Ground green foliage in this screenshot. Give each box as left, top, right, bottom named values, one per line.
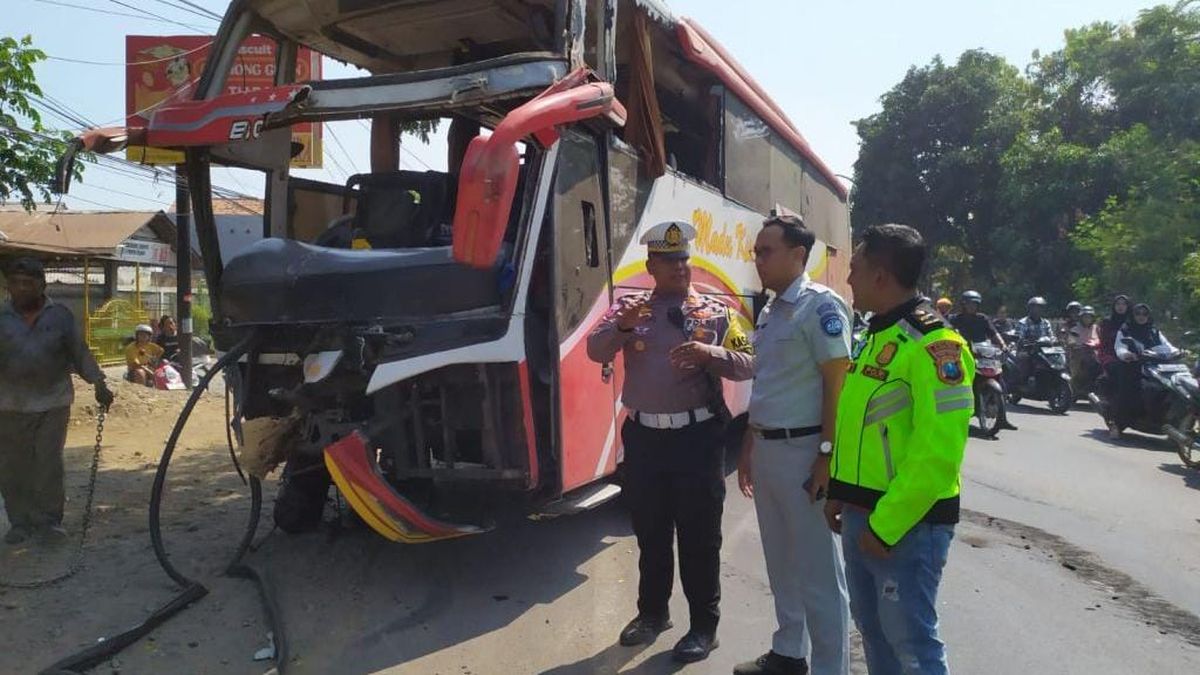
left=0, top=35, right=74, bottom=211
left=853, top=2, right=1200, bottom=326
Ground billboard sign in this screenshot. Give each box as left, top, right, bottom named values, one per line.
left=125, top=35, right=322, bottom=167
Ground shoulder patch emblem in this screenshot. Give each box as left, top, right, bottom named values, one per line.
left=926, top=340, right=965, bottom=385
left=862, top=365, right=889, bottom=381
left=821, top=314, right=845, bottom=337
left=876, top=342, right=899, bottom=366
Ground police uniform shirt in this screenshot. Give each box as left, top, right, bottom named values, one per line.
left=587, top=290, right=755, bottom=414
left=749, top=274, right=852, bottom=429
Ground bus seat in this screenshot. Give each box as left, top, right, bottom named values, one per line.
left=220, top=238, right=502, bottom=326
left=343, top=170, right=454, bottom=249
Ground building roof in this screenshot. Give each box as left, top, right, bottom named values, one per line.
left=0, top=209, right=178, bottom=261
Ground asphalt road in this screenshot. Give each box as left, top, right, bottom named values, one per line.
left=47, top=401, right=1200, bottom=674
left=226, top=401, right=1196, bottom=675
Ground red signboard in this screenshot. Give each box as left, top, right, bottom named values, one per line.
left=125, top=35, right=322, bottom=167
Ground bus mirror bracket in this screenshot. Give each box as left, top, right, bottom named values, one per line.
left=452, top=70, right=626, bottom=269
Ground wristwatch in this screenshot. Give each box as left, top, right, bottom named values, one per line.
left=819, top=441, right=833, bottom=456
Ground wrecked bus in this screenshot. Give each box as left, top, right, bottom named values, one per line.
left=61, top=0, right=852, bottom=543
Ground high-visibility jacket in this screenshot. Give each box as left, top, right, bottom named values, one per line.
left=829, top=297, right=975, bottom=546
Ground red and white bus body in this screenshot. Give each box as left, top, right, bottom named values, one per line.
left=67, top=0, right=851, bottom=541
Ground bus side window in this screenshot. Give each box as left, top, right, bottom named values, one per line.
left=582, top=201, right=599, bottom=268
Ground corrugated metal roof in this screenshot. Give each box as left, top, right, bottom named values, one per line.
left=0, top=210, right=176, bottom=258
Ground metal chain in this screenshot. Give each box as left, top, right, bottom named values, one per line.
left=0, top=406, right=106, bottom=589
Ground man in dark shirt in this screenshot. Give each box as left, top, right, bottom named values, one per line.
left=156, top=315, right=180, bottom=363
left=0, top=258, right=113, bottom=545
left=949, top=290, right=1017, bottom=431
left=950, top=291, right=1006, bottom=348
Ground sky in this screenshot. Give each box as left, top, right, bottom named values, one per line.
left=4, top=0, right=1161, bottom=212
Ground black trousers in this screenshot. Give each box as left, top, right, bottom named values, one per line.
left=621, top=417, right=726, bottom=636
left=1110, top=361, right=1144, bottom=428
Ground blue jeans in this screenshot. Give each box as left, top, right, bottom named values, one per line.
left=841, top=508, right=954, bottom=675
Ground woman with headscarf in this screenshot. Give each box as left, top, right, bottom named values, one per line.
left=1108, top=303, right=1176, bottom=438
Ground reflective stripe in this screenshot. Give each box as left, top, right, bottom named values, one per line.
left=880, top=425, right=895, bottom=480
left=867, top=387, right=911, bottom=413
left=864, top=399, right=912, bottom=426
left=936, top=398, right=973, bottom=414
left=898, top=319, right=925, bottom=341
left=935, top=386, right=971, bottom=401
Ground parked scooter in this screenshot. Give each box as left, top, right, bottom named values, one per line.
left=1003, top=333, right=1074, bottom=414
left=1088, top=343, right=1200, bottom=470
left=971, top=341, right=1007, bottom=436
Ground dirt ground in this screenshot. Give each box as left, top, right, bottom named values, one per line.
left=0, top=376, right=280, bottom=674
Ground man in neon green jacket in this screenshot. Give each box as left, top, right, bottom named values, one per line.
left=824, top=224, right=973, bottom=675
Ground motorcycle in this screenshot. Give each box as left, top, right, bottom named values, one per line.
left=971, top=342, right=1007, bottom=436
left=1088, top=344, right=1200, bottom=470
left=1003, top=334, right=1074, bottom=414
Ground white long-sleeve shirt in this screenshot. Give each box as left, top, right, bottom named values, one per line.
left=1114, top=325, right=1175, bottom=362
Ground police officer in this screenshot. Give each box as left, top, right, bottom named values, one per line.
left=587, top=221, right=754, bottom=663
left=735, top=215, right=851, bottom=675
left=825, top=225, right=974, bottom=675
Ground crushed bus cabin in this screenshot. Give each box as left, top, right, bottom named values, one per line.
left=58, top=0, right=852, bottom=543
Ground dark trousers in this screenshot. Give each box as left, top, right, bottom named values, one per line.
left=0, top=407, right=71, bottom=530
left=1111, top=361, right=1144, bottom=428
left=621, top=417, right=725, bottom=636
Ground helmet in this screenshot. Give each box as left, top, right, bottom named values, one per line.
left=134, top=324, right=154, bottom=335
left=961, top=290, right=982, bottom=303
left=1066, top=301, right=1083, bottom=313
left=1027, top=296, right=1047, bottom=307
left=1080, top=305, right=1096, bottom=317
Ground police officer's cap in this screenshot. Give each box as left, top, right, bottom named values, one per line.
left=961, top=290, right=982, bottom=303
left=640, top=221, right=696, bottom=260
left=1027, top=296, right=1047, bottom=307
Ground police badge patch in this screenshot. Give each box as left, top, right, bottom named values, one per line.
left=821, top=314, right=844, bottom=336
left=926, top=340, right=965, bottom=384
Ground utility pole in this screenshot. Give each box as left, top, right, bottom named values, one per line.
left=175, top=164, right=193, bottom=389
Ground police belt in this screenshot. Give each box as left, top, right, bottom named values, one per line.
left=753, top=425, right=822, bottom=440
left=628, top=407, right=714, bottom=430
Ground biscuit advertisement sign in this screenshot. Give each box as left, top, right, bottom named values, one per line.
left=125, top=35, right=322, bottom=167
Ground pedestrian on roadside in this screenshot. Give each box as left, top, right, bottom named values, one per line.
left=734, top=214, right=852, bottom=675
left=0, top=257, right=114, bottom=546
left=825, top=225, right=974, bottom=675
left=587, top=221, right=755, bottom=664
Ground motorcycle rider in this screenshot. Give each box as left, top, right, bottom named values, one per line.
left=1012, top=297, right=1056, bottom=388
left=1097, top=295, right=1131, bottom=401
left=935, top=297, right=953, bottom=318
left=1109, top=303, right=1176, bottom=439
left=1060, top=301, right=1082, bottom=343
left=1017, top=297, right=1054, bottom=341
left=992, top=305, right=1016, bottom=336
left=951, top=291, right=1018, bottom=431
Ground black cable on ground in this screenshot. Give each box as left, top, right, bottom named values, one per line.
left=38, top=332, right=289, bottom=675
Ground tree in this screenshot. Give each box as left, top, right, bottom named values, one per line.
left=0, top=35, right=73, bottom=211
left=851, top=50, right=1029, bottom=302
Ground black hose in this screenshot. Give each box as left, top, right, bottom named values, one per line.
left=39, top=332, right=289, bottom=675
left=149, top=332, right=257, bottom=585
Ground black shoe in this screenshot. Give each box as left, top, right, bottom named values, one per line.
left=734, top=651, right=809, bottom=675
left=672, top=631, right=719, bottom=663
left=618, top=614, right=672, bottom=646
left=1000, top=420, right=1019, bottom=431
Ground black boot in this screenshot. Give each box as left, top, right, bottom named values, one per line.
left=672, top=631, right=719, bottom=663
left=733, top=651, right=809, bottom=675
left=618, top=614, right=672, bottom=646
left=999, top=418, right=1019, bottom=431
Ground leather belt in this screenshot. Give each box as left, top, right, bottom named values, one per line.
left=628, top=407, right=714, bottom=430
left=754, top=425, right=822, bottom=440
